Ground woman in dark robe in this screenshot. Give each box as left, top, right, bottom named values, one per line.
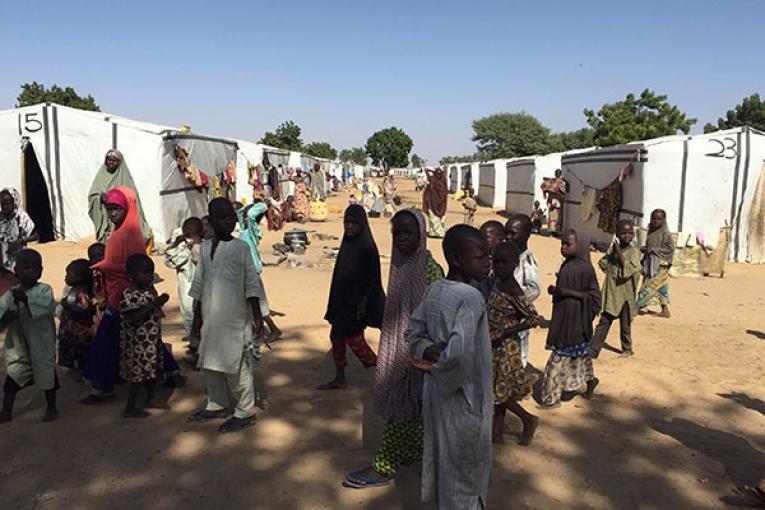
left=422, top=167, right=448, bottom=238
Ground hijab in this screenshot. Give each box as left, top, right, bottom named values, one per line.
left=373, top=209, right=430, bottom=422
left=93, top=187, right=146, bottom=309
left=238, top=202, right=267, bottom=273
left=423, top=168, right=448, bottom=217
left=88, top=149, right=151, bottom=243
left=324, top=204, right=385, bottom=336
left=546, top=229, right=601, bottom=351
left=644, top=210, right=674, bottom=277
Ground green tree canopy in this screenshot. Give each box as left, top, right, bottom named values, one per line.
left=439, top=154, right=474, bottom=165
left=17, top=81, right=100, bottom=111
left=704, top=93, right=765, bottom=133
left=410, top=153, right=425, bottom=168
left=259, top=121, right=303, bottom=151
left=548, top=128, right=595, bottom=151
left=472, top=112, right=556, bottom=159
left=365, top=127, right=413, bottom=169
left=303, top=141, right=337, bottom=160
left=339, top=147, right=368, bottom=166
left=584, top=89, right=696, bottom=146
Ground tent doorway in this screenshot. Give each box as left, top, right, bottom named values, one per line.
left=22, top=142, right=55, bottom=242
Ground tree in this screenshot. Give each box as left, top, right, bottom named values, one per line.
left=365, top=127, right=413, bottom=170
left=258, top=121, right=303, bottom=151
left=584, top=89, right=696, bottom=146
left=303, top=142, right=337, bottom=160
left=548, top=128, right=595, bottom=151
left=439, top=154, right=474, bottom=165
left=339, top=147, right=368, bottom=166
left=704, top=93, right=765, bottom=133
left=411, top=153, right=425, bottom=168
left=472, top=112, right=556, bottom=159
left=17, top=81, right=100, bottom=111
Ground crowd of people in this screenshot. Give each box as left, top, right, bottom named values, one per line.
left=0, top=154, right=679, bottom=508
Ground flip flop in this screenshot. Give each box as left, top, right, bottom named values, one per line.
left=186, top=409, right=227, bottom=422
left=218, top=416, right=256, bottom=433
left=343, top=470, right=391, bottom=489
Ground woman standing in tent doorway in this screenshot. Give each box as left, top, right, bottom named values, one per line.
left=422, top=167, right=448, bottom=238
left=88, top=149, right=152, bottom=246
left=542, top=169, right=568, bottom=236
left=0, top=187, right=38, bottom=277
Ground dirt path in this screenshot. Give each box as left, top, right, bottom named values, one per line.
left=1, top=181, right=764, bottom=509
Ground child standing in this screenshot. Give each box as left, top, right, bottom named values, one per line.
left=462, top=188, right=478, bottom=226
left=407, top=225, right=493, bottom=509
left=477, top=220, right=507, bottom=300
left=164, top=217, right=203, bottom=344
left=589, top=220, right=641, bottom=358
left=188, top=198, right=264, bottom=433
left=530, top=200, right=546, bottom=234
left=319, top=204, right=384, bottom=390
left=119, top=254, right=169, bottom=418
left=505, top=214, right=541, bottom=367
left=0, top=249, right=58, bottom=423
left=488, top=241, right=540, bottom=445
left=637, top=209, right=674, bottom=318
left=57, top=259, right=95, bottom=375
left=540, top=229, right=601, bottom=409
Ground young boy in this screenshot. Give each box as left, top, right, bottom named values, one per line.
left=530, top=200, right=546, bottom=234
left=462, top=188, right=478, bottom=226
left=407, top=225, right=493, bottom=509
left=164, top=217, right=204, bottom=346
left=589, top=219, right=642, bottom=358
left=0, top=249, right=58, bottom=423
left=187, top=199, right=264, bottom=433
left=477, top=220, right=506, bottom=300
left=505, top=214, right=541, bottom=367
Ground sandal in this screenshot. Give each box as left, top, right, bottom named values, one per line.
left=218, top=416, right=256, bottom=433
left=343, top=469, right=391, bottom=489
left=186, top=409, right=227, bottom=422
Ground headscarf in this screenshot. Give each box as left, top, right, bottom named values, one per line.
left=373, top=209, right=430, bottom=422
left=0, top=187, right=35, bottom=272
left=643, top=209, right=674, bottom=278
left=238, top=203, right=267, bottom=273
left=324, top=204, right=385, bottom=337
left=88, top=149, right=151, bottom=243
left=546, top=229, right=601, bottom=351
left=423, top=168, right=448, bottom=217
left=93, top=187, right=145, bottom=309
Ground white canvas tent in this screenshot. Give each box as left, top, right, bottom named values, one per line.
left=0, top=103, right=238, bottom=243
left=560, top=127, right=765, bottom=262
left=477, top=159, right=512, bottom=208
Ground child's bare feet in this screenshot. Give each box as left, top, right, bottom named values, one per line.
left=317, top=378, right=347, bottom=390
left=519, top=416, right=539, bottom=446
left=583, top=378, right=600, bottom=399
left=658, top=306, right=671, bottom=318
left=42, top=406, right=59, bottom=422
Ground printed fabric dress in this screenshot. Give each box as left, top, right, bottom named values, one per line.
left=487, top=289, right=537, bottom=404
left=57, top=286, right=95, bottom=369
left=119, top=288, right=163, bottom=383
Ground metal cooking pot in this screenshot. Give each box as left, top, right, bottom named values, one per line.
left=284, top=229, right=310, bottom=246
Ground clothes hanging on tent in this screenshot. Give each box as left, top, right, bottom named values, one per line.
left=596, top=178, right=622, bottom=234
left=580, top=186, right=599, bottom=222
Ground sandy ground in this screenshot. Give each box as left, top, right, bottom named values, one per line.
left=1, top=181, right=765, bottom=510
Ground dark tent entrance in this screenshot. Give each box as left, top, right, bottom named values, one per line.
left=22, top=141, right=55, bottom=242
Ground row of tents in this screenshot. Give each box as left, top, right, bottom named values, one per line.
left=408, top=126, right=765, bottom=263
left=0, top=103, right=368, bottom=244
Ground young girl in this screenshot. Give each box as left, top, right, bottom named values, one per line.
left=57, top=259, right=95, bottom=375
left=540, top=229, right=601, bottom=408
left=637, top=209, right=674, bottom=318
left=320, top=204, right=384, bottom=390
left=119, top=254, right=169, bottom=418
left=488, top=241, right=540, bottom=445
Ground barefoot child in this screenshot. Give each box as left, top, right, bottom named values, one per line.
left=462, top=188, right=478, bottom=226
left=188, top=198, right=264, bottom=433
left=540, top=229, right=601, bottom=408
left=637, top=209, right=674, bottom=318
left=488, top=241, right=540, bottom=445
left=505, top=214, right=541, bottom=367
left=589, top=220, right=641, bottom=358
left=0, top=249, right=58, bottom=423
left=407, top=225, right=493, bottom=509
left=57, top=259, right=95, bottom=375
left=319, top=204, right=384, bottom=390
left=120, top=254, right=170, bottom=418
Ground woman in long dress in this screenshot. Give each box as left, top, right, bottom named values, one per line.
left=422, top=168, right=448, bottom=238
left=541, top=169, right=567, bottom=235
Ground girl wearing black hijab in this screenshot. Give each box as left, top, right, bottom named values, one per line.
left=320, top=204, right=385, bottom=389
left=539, top=229, right=601, bottom=408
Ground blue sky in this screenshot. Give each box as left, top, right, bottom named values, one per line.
left=1, top=0, right=763, bottom=163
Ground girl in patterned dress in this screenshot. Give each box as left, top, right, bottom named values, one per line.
left=119, top=254, right=169, bottom=418
left=488, top=241, right=541, bottom=445
left=57, top=259, right=95, bottom=375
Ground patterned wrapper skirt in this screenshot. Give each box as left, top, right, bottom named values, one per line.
left=540, top=351, right=594, bottom=406
left=427, top=211, right=447, bottom=238
left=637, top=268, right=670, bottom=308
